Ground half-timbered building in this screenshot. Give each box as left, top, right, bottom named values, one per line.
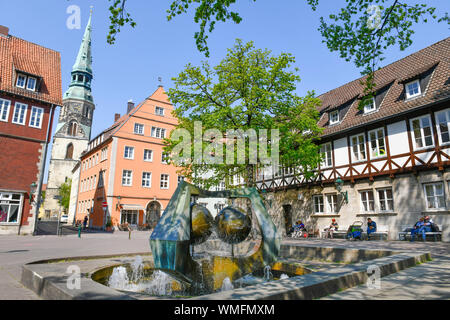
left=255, top=37, right=450, bottom=240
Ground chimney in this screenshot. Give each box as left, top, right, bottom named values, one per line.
left=127, top=99, right=135, bottom=114
left=114, top=113, right=120, bottom=122
left=0, top=26, right=9, bottom=37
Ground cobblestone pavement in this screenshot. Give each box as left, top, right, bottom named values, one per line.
left=0, top=233, right=448, bottom=300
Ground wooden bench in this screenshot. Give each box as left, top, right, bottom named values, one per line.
left=398, top=225, right=442, bottom=241
left=321, top=227, right=348, bottom=239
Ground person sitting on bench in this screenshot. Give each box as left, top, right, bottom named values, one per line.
left=367, top=218, right=377, bottom=240
left=292, top=220, right=306, bottom=238
left=324, top=219, right=339, bottom=239
left=410, top=217, right=424, bottom=242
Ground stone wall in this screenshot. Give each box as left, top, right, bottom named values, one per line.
left=265, top=169, right=450, bottom=241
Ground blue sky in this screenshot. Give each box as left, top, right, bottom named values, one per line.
left=0, top=0, right=448, bottom=182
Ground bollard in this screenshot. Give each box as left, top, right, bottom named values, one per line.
left=129, top=229, right=131, bottom=240
left=78, top=224, right=81, bottom=238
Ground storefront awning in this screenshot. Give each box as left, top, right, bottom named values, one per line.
left=120, top=204, right=144, bottom=211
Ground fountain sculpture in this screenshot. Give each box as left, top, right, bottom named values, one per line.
left=149, top=181, right=282, bottom=293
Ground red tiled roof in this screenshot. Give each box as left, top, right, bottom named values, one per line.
left=0, top=34, right=62, bottom=105
left=318, top=37, right=450, bottom=137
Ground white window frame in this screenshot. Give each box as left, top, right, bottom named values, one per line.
left=364, top=97, right=377, bottom=114
left=377, top=188, right=394, bottom=212
left=350, top=133, right=367, bottom=162
left=320, top=142, right=333, bottom=168
left=0, top=192, right=24, bottom=225
left=144, top=149, right=153, bottom=162
left=435, top=108, right=450, bottom=146
left=360, top=190, right=375, bottom=213
left=410, top=115, right=434, bottom=150
left=423, top=182, right=446, bottom=210
left=405, top=79, right=421, bottom=99
left=12, top=103, right=27, bottom=125
left=155, top=106, right=165, bottom=116
left=329, top=110, right=339, bottom=125
left=124, top=146, right=134, bottom=160
left=101, top=147, right=108, bottom=161
left=368, top=128, right=386, bottom=159
left=0, top=98, right=11, bottom=122
left=26, top=77, right=37, bottom=91
left=160, top=174, right=169, bottom=190
left=151, top=127, right=166, bottom=139
left=313, top=195, right=324, bottom=214
left=16, top=74, right=26, bottom=88
left=325, top=194, right=338, bottom=214
left=142, top=172, right=152, bottom=188
left=122, top=170, right=133, bottom=186
left=29, top=106, right=44, bottom=129
left=134, top=123, right=144, bottom=135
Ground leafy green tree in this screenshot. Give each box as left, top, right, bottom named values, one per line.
left=164, top=39, right=323, bottom=188
left=58, top=179, right=72, bottom=213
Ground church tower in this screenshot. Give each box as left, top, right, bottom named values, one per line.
left=44, top=11, right=94, bottom=216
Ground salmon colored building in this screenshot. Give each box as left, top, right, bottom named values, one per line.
left=74, top=86, right=181, bottom=229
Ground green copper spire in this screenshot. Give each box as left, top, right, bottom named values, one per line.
left=64, top=9, right=94, bottom=102
left=73, top=9, right=92, bottom=75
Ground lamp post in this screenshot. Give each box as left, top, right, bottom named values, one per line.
left=335, top=177, right=348, bottom=204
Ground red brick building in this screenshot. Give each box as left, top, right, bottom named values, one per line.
left=0, top=26, right=62, bottom=234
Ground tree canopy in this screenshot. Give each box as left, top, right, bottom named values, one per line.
left=58, top=179, right=72, bottom=212
left=164, top=39, right=323, bottom=188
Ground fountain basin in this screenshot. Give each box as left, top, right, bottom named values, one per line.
left=91, top=256, right=312, bottom=297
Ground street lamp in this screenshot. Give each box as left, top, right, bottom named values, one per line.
left=29, top=182, right=37, bottom=204
left=335, top=177, right=348, bottom=204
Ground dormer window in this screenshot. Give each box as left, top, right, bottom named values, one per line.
left=27, top=77, right=36, bottom=91
left=405, top=79, right=421, bottom=99
left=364, top=97, right=377, bottom=114
left=16, top=73, right=38, bottom=92
left=329, top=110, right=339, bottom=125
left=16, top=74, right=26, bottom=88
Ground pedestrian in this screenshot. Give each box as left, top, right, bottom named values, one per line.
left=83, top=215, right=88, bottom=229
left=367, top=218, right=377, bottom=240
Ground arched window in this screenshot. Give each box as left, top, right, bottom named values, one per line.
left=65, top=143, right=74, bottom=159
left=68, top=122, right=78, bottom=136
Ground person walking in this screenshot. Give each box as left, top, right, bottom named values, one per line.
left=83, top=215, right=88, bottom=230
